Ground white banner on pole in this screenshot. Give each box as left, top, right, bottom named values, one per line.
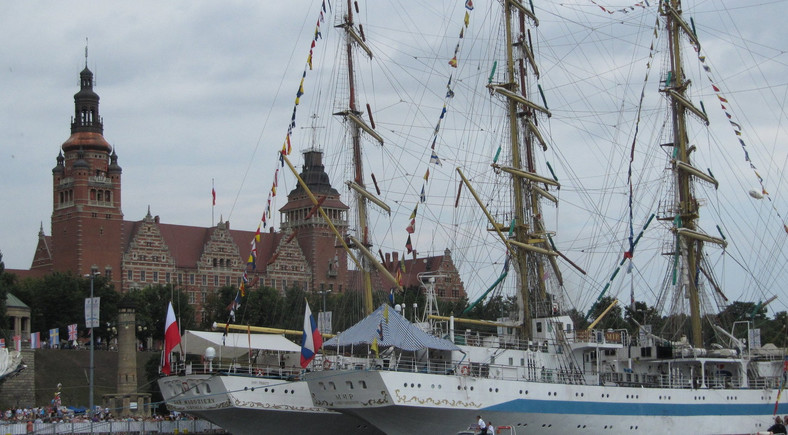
left=84, top=297, right=101, bottom=328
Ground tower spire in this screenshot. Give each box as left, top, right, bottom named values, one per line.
left=85, top=37, right=89, bottom=68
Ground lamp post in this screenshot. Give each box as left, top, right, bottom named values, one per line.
left=85, top=272, right=97, bottom=435
left=318, top=289, right=332, bottom=334
left=321, top=289, right=332, bottom=313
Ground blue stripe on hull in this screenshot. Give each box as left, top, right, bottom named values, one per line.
left=486, top=398, right=788, bottom=416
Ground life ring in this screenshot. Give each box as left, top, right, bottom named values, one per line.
left=323, top=359, right=332, bottom=370
left=460, top=364, right=470, bottom=376
left=255, top=368, right=265, bottom=377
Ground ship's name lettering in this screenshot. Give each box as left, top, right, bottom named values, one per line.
left=181, top=398, right=216, bottom=405
left=335, top=393, right=354, bottom=400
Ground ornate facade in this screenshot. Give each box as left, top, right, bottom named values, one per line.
left=19, top=67, right=466, bottom=321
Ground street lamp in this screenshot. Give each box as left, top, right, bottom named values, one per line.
left=320, top=289, right=332, bottom=312
left=85, top=272, right=99, bottom=435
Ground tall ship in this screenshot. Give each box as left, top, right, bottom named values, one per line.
left=304, top=0, right=788, bottom=434
left=157, top=0, right=402, bottom=432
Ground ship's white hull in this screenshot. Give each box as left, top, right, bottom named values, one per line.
left=307, top=369, right=785, bottom=434
left=158, top=373, right=382, bottom=434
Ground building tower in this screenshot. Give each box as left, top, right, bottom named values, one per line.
left=50, top=66, right=124, bottom=288
left=280, top=150, right=349, bottom=294
left=103, top=301, right=150, bottom=417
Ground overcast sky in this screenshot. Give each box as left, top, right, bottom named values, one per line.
left=1, top=1, right=786, bottom=313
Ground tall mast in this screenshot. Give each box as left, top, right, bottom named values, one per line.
left=338, top=0, right=376, bottom=316
left=490, top=0, right=559, bottom=337
left=661, top=0, right=723, bottom=347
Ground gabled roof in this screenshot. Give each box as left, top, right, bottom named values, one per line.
left=156, top=223, right=217, bottom=268
left=122, top=219, right=281, bottom=269
left=323, top=304, right=460, bottom=352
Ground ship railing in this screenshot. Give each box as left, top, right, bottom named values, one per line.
left=598, top=371, right=760, bottom=389
left=451, top=329, right=553, bottom=351
left=344, top=355, right=586, bottom=384
left=747, top=376, right=782, bottom=389
left=178, top=361, right=303, bottom=379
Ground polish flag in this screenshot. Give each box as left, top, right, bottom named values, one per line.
left=160, top=302, right=181, bottom=375
left=300, top=302, right=323, bottom=368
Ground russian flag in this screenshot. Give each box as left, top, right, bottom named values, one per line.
left=300, top=301, right=323, bottom=368
left=30, top=332, right=40, bottom=349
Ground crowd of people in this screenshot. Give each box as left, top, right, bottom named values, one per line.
left=0, top=406, right=191, bottom=424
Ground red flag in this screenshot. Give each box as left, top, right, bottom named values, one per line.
left=212, top=187, right=216, bottom=206
left=161, top=302, right=181, bottom=375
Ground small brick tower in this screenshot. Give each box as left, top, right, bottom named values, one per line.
left=103, top=301, right=150, bottom=417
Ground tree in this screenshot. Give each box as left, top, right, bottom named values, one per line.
left=199, top=285, right=239, bottom=330
left=585, top=296, right=628, bottom=331
left=14, top=272, right=119, bottom=343
left=124, top=284, right=194, bottom=349
left=244, top=286, right=284, bottom=328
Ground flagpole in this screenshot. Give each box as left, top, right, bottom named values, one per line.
left=211, top=178, right=215, bottom=227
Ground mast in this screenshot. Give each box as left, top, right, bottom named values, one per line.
left=661, top=0, right=723, bottom=347
left=337, top=0, right=375, bottom=316
left=490, top=0, right=559, bottom=337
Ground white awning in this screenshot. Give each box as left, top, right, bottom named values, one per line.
left=178, top=330, right=300, bottom=359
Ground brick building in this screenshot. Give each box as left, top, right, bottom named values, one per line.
left=16, top=67, right=466, bottom=321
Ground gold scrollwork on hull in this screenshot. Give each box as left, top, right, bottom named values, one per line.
left=311, top=392, right=334, bottom=408
left=232, top=396, right=325, bottom=413
left=394, top=389, right=481, bottom=408
left=168, top=399, right=232, bottom=411
left=360, top=391, right=389, bottom=406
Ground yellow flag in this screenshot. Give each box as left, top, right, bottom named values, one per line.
left=371, top=337, right=379, bottom=358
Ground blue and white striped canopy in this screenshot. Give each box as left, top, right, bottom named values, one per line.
left=323, top=304, right=460, bottom=352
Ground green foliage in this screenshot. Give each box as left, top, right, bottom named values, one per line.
left=199, top=285, right=238, bottom=330
left=125, top=284, right=195, bottom=346
left=14, top=272, right=120, bottom=341
left=585, top=296, right=628, bottom=331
